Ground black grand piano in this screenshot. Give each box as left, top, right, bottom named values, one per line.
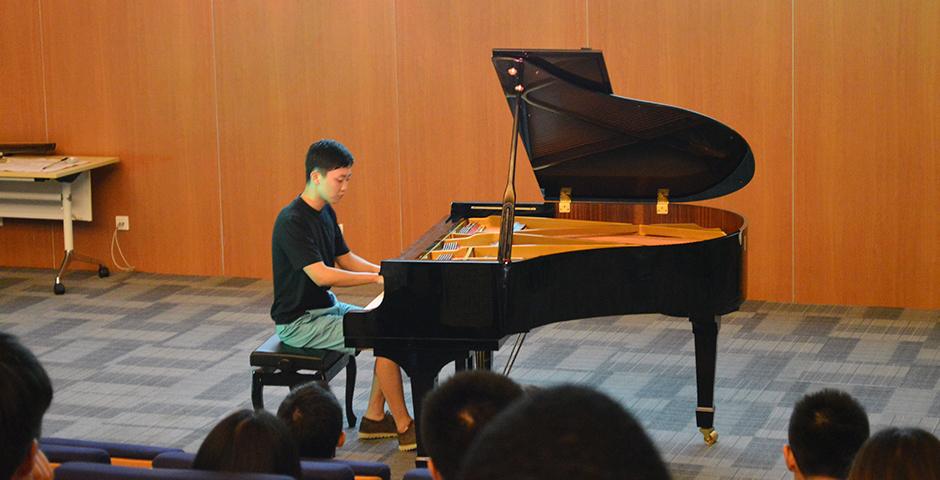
left=344, top=48, right=754, bottom=459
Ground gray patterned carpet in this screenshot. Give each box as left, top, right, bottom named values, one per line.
left=1, top=267, right=938, bottom=479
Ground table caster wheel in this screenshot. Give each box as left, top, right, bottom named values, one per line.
left=98, top=265, right=110, bottom=278
left=53, top=283, right=66, bottom=295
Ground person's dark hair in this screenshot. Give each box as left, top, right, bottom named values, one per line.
left=193, top=409, right=301, bottom=479
left=0, top=332, right=53, bottom=479
left=846, top=427, right=940, bottom=480
left=421, top=371, right=524, bottom=480
left=458, top=384, right=670, bottom=480
left=788, top=389, right=870, bottom=478
left=277, top=382, right=343, bottom=459
left=305, top=139, right=354, bottom=183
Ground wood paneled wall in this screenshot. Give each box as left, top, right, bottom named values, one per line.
left=0, top=0, right=56, bottom=267
left=1, top=0, right=937, bottom=308
left=795, top=0, right=940, bottom=307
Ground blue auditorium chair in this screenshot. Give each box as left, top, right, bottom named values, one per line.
left=402, top=468, right=433, bottom=480
left=39, top=443, right=110, bottom=466
left=41, top=437, right=183, bottom=468
left=317, top=459, right=390, bottom=480
left=54, top=462, right=294, bottom=480
left=152, top=451, right=356, bottom=480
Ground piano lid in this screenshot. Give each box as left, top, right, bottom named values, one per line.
left=492, top=49, right=754, bottom=203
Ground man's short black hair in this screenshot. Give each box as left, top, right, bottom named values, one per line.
left=458, top=384, right=671, bottom=480
left=277, top=382, right=343, bottom=459
left=788, top=388, right=870, bottom=478
left=305, top=139, right=354, bottom=183
left=0, top=332, right=54, bottom=479
left=420, top=371, right=524, bottom=480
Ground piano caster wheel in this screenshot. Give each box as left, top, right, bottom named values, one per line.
left=53, top=283, right=65, bottom=295
left=699, top=427, right=718, bottom=446
left=98, top=265, right=110, bottom=278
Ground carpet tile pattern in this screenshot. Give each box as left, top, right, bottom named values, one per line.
left=1, top=267, right=938, bottom=479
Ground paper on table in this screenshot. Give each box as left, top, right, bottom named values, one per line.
left=0, top=157, right=85, bottom=173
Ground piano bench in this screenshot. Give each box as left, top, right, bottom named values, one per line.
left=249, top=334, right=357, bottom=428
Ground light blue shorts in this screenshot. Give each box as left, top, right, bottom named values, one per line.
left=275, top=292, right=361, bottom=355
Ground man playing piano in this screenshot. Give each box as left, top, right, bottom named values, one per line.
left=270, top=139, right=416, bottom=451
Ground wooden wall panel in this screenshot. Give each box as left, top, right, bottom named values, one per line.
left=795, top=0, right=940, bottom=307
left=0, top=0, right=56, bottom=268
left=40, top=0, right=222, bottom=275
left=0, top=0, right=45, bottom=139
left=2, top=1, right=938, bottom=308
left=589, top=0, right=793, bottom=302
left=395, top=0, right=586, bottom=246
left=215, top=0, right=401, bottom=278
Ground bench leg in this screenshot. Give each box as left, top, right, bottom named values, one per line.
left=251, top=369, right=265, bottom=410
left=345, top=356, right=357, bottom=428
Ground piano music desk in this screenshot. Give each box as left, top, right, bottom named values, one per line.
left=0, top=156, right=119, bottom=294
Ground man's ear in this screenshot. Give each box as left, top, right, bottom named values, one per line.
left=427, top=458, right=445, bottom=480
left=783, top=444, right=799, bottom=473
left=309, top=169, right=320, bottom=185
left=336, top=431, right=346, bottom=448
left=12, top=440, right=39, bottom=480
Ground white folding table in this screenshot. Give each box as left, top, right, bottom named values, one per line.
left=0, top=156, right=120, bottom=294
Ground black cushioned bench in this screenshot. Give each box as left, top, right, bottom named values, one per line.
left=249, top=334, right=357, bottom=427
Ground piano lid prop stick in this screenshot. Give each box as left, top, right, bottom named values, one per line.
left=497, top=89, right=523, bottom=265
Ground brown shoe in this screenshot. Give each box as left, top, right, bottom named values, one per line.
left=358, top=412, right=397, bottom=439
left=398, top=421, right=417, bottom=451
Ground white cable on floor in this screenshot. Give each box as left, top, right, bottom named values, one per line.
left=110, top=228, right=136, bottom=271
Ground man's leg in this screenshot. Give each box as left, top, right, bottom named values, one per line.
left=364, top=375, right=387, bottom=420
left=374, top=356, right=413, bottom=432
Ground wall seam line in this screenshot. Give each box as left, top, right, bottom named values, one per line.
left=393, top=0, right=405, bottom=255
left=210, top=0, right=226, bottom=276
left=791, top=0, right=797, bottom=303
left=36, top=0, right=56, bottom=268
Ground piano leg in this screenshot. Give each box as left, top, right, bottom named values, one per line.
left=373, top=347, right=468, bottom=466
left=690, top=314, right=720, bottom=446
left=454, top=355, right=470, bottom=372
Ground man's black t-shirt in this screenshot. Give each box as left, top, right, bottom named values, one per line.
left=271, top=197, right=349, bottom=325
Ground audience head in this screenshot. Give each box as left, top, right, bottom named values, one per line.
left=277, top=382, right=345, bottom=459
left=784, top=389, right=870, bottom=479
left=305, top=139, right=354, bottom=182
left=846, top=427, right=940, bottom=480
left=458, top=384, right=670, bottom=480
left=193, top=408, right=301, bottom=479
left=0, top=332, right=53, bottom=480
left=420, top=371, right=524, bottom=480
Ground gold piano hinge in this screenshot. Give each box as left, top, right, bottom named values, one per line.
left=559, top=187, right=572, bottom=213
left=656, top=188, right=669, bottom=214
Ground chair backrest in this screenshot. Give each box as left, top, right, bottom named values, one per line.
left=316, top=458, right=390, bottom=480
left=41, top=436, right=184, bottom=467
left=39, top=444, right=111, bottom=465
left=402, top=468, right=433, bottom=480
left=152, top=451, right=356, bottom=480
left=54, top=462, right=295, bottom=480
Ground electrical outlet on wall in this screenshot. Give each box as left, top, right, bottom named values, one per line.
left=115, top=216, right=130, bottom=231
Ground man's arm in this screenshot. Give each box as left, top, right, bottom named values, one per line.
left=304, top=261, right=382, bottom=287
left=336, top=252, right=380, bottom=273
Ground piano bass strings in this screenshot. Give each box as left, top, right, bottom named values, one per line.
left=423, top=215, right=726, bottom=261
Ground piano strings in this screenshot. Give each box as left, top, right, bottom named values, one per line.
left=423, top=215, right=726, bottom=261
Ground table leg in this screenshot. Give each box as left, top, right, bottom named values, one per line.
left=53, top=181, right=109, bottom=295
